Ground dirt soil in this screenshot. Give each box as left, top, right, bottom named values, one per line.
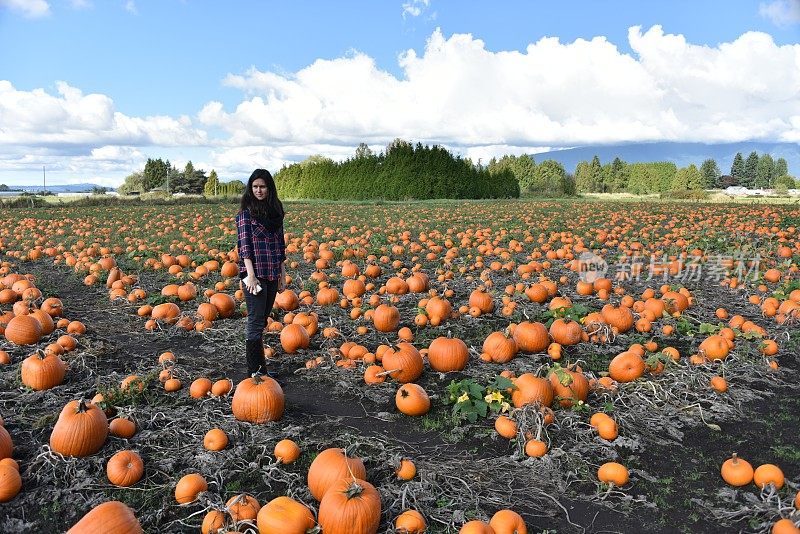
left=0, top=257, right=797, bottom=534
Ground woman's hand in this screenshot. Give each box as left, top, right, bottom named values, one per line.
left=244, top=275, right=260, bottom=294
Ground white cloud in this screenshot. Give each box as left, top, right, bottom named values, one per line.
left=0, top=0, right=50, bottom=18
left=70, top=0, right=91, bottom=9
left=203, top=26, right=800, bottom=149
left=3, top=26, right=800, bottom=186
left=0, top=80, right=208, bottom=147
left=759, top=0, right=800, bottom=27
left=402, top=0, right=429, bottom=18
left=124, top=0, right=136, bottom=14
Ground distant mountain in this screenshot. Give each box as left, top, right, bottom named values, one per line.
left=533, top=142, right=800, bottom=175
left=2, top=183, right=113, bottom=193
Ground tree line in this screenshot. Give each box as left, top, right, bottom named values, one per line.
left=488, top=151, right=794, bottom=196
left=114, top=147, right=794, bottom=199
left=118, top=159, right=243, bottom=196
left=274, top=140, right=520, bottom=200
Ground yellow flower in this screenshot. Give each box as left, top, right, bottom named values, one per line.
left=500, top=401, right=511, bottom=413
left=457, top=392, right=470, bottom=403
left=484, top=390, right=504, bottom=403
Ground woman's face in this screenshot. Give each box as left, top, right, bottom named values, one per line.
left=251, top=178, right=268, bottom=201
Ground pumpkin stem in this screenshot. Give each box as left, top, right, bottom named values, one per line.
left=76, top=399, right=90, bottom=413
left=343, top=480, right=364, bottom=499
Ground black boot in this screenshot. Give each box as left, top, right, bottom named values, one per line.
left=245, top=339, right=265, bottom=376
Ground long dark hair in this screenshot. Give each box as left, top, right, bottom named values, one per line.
left=240, top=169, right=284, bottom=219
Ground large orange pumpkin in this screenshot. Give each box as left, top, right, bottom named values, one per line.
left=608, top=351, right=646, bottom=382
left=4, top=314, right=42, bottom=345
left=66, top=501, right=142, bottom=534
left=511, top=373, right=554, bottom=408
left=381, top=344, right=424, bottom=383
left=231, top=375, right=284, bottom=423
left=49, top=400, right=108, bottom=457
left=427, top=336, right=469, bottom=372
left=257, top=496, right=316, bottom=534
left=317, top=478, right=381, bottom=534
left=307, top=448, right=366, bottom=501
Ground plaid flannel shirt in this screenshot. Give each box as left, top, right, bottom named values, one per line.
left=236, top=209, right=286, bottom=281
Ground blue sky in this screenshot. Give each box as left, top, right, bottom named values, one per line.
left=1, top=0, right=798, bottom=187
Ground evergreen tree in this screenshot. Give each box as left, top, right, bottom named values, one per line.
left=590, top=156, right=604, bottom=192
left=574, top=161, right=592, bottom=193
left=513, top=155, right=537, bottom=192
left=730, top=152, right=744, bottom=183
left=532, top=160, right=567, bottom=195
left=700, top=158, right=721, bottom=188
left=142, top=158, right=171, bottom=191
left=755, top=154, right=774, bottom=188
left=685, top=164, right=703, bottom=190
left=609, top=157, right=629, bottom=192
left=774, top=157, right=789, bottom=179
left=204, top=170, right=219, bottom=196
left=742, top=151, right=759, bottom=188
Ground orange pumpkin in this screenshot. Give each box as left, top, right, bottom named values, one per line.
left=427, top=336, right=469, bottom=372
left=608, top=351, right=646, bottom=382
left=307, top=448, right=366, bottom=501
left=511, top=373, right=554, bottom=408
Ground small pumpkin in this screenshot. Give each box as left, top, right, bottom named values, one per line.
left=109, top=417, right=136, bottom=439
left=396, top=458, right=417, bottom=480
left=203, top=428, right=228, bottom=451
left=698, top=335, right=730, bottom=360
left=174, top=473, right=207, bottom=504
left=482, top=331, right=517, bottom=363
left=395, top=509, right=427, bottom=533
left=0, top=462, right=21, bottom=503
left=274, top=438, right=300, bottom=464
left=494, top=415, right=517, bottom=439
left=0, top=425, right=12, bottom=460
left=524, top=439, right=548, bottom=457
left=106, top=450, right=144, bottom=487
left=547, top=365, right=589, bottom=407
left=489, top=509, right=527, bottom=534
left=4, top=314, right=42, bottom=345
left=226, top=493, right=261, bottom=522
left=280, top=323, right=310, bottom=353
left=396, top=384, right=431, bottom=416
left=548, top=318, right=583, bottom=346
left=597, top=462, right=629, bottom=486
left=753, top=463, right=785, bottom=489
left=460, top=521, right=496, bottom=534
left=190, top=377, right=213, bottom=398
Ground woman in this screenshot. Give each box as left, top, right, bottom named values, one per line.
left=236, top=169, right=286, bottom=377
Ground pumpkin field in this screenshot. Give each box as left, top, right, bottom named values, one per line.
left=0, top=198, right=798, bottom=534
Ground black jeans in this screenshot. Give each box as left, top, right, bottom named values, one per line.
left=243, top=277, right=279, bottom=340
